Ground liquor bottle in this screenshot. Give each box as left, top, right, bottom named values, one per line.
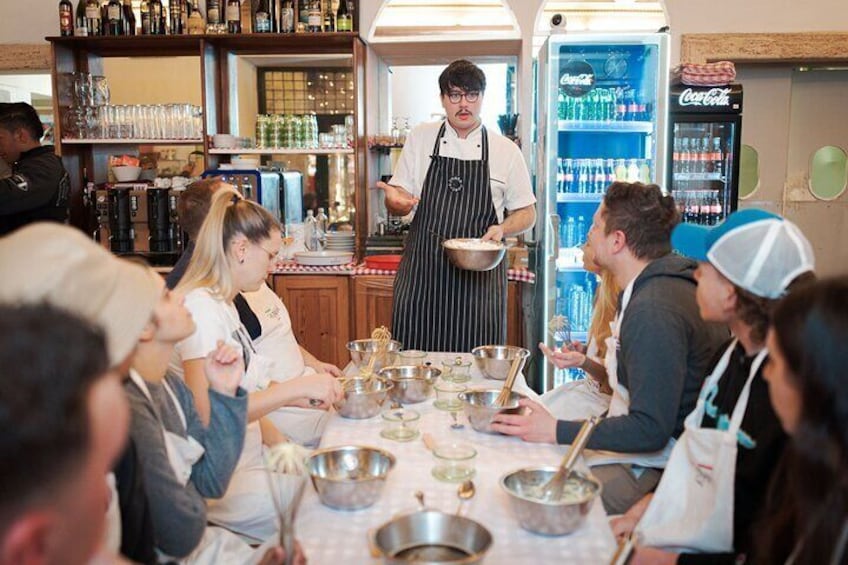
left=307, top=0, right=322, bottom=31
left=85, top=0, right=101, bottom=36
left=335, top=0, right=351, bottom=31
left=299, top=0, right=309, bottom=27
left=100, top=0, right=109, bottom=35
left=207, top=0, right=220, bottom=24
left=148, top=0, right=164, bottom=34
left=322, top=0, right=335, bottom=31
left=60, top=0, right=75, bottom=36
left=187, top=0, right=205, bottom=34
left=280, top=0, right=294, bottom=32
left=226, top=0, right=241, bottom=32
left=106, top=0, right=122, bottom=35
left=170, top=0, right=184, bottom=34
left=75, top=0, right=89, bottom=35
left=122, top=0, right=135, bottom=34
left=254, top=0, right=271, bottom=32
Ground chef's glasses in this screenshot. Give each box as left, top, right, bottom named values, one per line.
left=446, top=90, right=480, bottom=104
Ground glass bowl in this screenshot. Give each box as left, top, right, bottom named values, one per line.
left=431, top=442, right=477, bottom=482
left=441, top=356, right=473, bottom=383
left=398, top=349, right=427, bottom=365
left=380, top=407, right=421, bottom=442
left=433, top=381, right=468, bottom=411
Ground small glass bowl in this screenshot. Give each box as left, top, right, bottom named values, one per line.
left=433, top=381, right=467, bottom=411
left=398, top=349, right=427, bottom=365
left=431, top=442, right=477, bottom=482
left=441, top=356, right=472, bottom=383
left=380, top=407, right=420, bottom=442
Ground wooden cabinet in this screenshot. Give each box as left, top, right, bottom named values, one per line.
left=351, top=275, right=396, bottom=339
left=272, top=275, right=350, bottom=368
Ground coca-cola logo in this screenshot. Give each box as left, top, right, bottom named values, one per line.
left=679, top=87, right=732, bottom=107
left=559, top=60, right=595, bottom=97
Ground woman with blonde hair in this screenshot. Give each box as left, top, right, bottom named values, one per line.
left=172, top=187, right=342, bottom=542
left=538, top=240, right=618, bottom=419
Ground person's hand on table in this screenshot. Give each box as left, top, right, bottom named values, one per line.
left=539, top=341, right=586, bottom=370
left=288, top=372, right=343, bottom=409
left=480, top=224, right=504, bottom=242
left=375, top=181, right=419, bottom=216
left=308, top=359, right=343, bottom=378
left=489, top=398, right=557, bottom=443
left=257, top=540, right=307, bottom=565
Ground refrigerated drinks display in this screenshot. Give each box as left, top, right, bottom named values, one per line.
left=536, top=33, right=669, bottom=391
left=668, top=84, right=743, bottom=225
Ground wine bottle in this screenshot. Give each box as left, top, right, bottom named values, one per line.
left=280, top=0, right=294, bottom=32
left=170, top=0, right=184, bottom=34
left=148, top=0, right=164, bottom=34
left=85, top=0, right=101, bottom=36
left=106, top=0, right=122, bottom=35
left=322, top=0, right=335, bottom=32
left=59, top=0, right=75, bottom=36
left=122, top=0, right=136, bottom=34
left=254, top=0, right=271, bottom=32
left=207, top=0, right=220, bottom=25
left=307, top=0, right=321, bottom=32
left=335, top=0, right=351, bottom=32
left=75, top=0, right=89, bottom=36
left=226, top=0, right=241, bottom=33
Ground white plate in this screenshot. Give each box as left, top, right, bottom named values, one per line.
left=294, top=250, right=354, bottom=266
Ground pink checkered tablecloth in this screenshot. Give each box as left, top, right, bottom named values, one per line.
left=274, top=261, right=535, bottom=283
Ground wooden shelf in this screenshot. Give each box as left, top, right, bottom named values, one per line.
left=209, top=148, right=354, bottom=155
left=62, top=138, right=203, bottom=145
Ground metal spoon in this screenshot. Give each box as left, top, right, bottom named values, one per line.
left=456, top=480, right=475, bottom=516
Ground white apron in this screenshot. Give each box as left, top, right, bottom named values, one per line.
left=584, top=284, right=676, bottom=468
left=541, top=339, right=611, bottom=421
left=636, top=341, right=768, bottom=553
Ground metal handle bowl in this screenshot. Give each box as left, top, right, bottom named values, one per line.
left=334, top=377, right=395, bottom=419
left=442, top=238, right=506, bottom=272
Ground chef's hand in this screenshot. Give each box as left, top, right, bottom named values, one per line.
left=628, top=547, right=678, bottom=565
left=480, top=224, right=504, bottom=242
left=204, top=340, right=244, bottom=396
left=489, top=398, right=557, bottom=443
left=539, top=342, right=586, bottom=369
left=376, top=181, right=419, bottom=216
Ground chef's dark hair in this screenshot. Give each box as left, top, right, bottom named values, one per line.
left=0, top=303, right=108, bottom=534
left=755, top=276, right=848, bottom=564
left=439, top=60, right=486, bottom=96
left=0, top=102, right=44, bottom=141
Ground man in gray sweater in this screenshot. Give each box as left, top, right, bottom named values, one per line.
left=493, top=182, right=727, bottom=513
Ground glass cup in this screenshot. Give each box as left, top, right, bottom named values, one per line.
left=431, top=442, right=476, bottom=482
left=433, top=381, right=467, bottom=411
left=398, top=349, right=427, bottom=366
left=380, top=408, right=420, bottom=442
left=441, top=356, right=472, bottom=384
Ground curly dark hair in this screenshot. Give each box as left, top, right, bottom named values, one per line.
left=438, top=59, right=486, bottom=96
left=754, top=276, right=848, bottom=564
left=733, top=271, right=816, bottom=344
left=602, top=181, right=680, bottom=260
left=0, top=102, right=44, bottom=141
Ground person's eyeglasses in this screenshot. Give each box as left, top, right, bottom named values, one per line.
left=257, top=244, right=280, bottom=261
left=446, top=90, right=480, bottom=104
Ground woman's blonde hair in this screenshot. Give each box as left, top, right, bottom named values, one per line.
left=176, top=188, right=280, bottom=300
left=589, top=269, right=619, bottom=364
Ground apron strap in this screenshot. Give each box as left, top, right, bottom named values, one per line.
left=431, top=122, right=447, bottom=157
left=430, top=122, right=489, bottom=161
left=727, top=348, right=769, bottom=432
left=481, top=126, right=489, bottom=161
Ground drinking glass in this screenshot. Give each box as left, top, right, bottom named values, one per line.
left=398, top=349, right=427, bottom=366
left=380, top=408, right=420, bottom=442
left=431, top=442, right=476, bottom=482
left=441, top=357, right=472, bottom=384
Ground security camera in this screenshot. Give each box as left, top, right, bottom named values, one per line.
left=550, top=13, right=566, bottom=32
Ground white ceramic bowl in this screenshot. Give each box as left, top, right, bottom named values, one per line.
left=212, top=133, right=236, bottom=148
left=112, top=165, right=142, bottom=182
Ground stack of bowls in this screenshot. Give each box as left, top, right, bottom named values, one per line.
left=325, top=231, right=355, bottom=252
left=346, top=339, right=403, bottom=373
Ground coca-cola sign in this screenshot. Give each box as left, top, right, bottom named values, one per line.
left=559, top=60, right=595, bottom=97
left=678, top=87, right=732, bottom=107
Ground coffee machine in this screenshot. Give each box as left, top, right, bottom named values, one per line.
left=94, top=183, right=184, bottom=263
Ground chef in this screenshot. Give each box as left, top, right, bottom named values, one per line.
left=377, top=59, right=536, bottom=352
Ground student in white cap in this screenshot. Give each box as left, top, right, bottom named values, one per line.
left=612, top=208, right=816, bottom=565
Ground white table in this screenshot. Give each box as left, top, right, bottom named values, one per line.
left=294, top=353, right=617, bottom=564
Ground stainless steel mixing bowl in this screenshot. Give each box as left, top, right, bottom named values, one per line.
left=378, top=365, right=441, bottom=404
left=334, top=377, right=394, bottom=419
left=347, top=339, right=403, bottom=372
left=457, top=389, right=525, bottom=434
left=442, top=238, right=506, bottom=272
left=306, top=445, right=396, bottom=510
left=471, top=345, right=530, bottom=381
left=500, top=466, right=601, bottom=536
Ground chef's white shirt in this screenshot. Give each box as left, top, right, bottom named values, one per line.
left=389, top=120, right=536, bottom=224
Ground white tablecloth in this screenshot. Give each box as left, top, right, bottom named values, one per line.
left=294, top=353, right=617, bottom=564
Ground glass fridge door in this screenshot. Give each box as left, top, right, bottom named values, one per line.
left=538, top=33, right=669, bottom=391
left=670, top=118, right=739, bottom=225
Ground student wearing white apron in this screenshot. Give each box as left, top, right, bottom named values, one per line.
left=173, top=188, right=343, bottom=542
left=492, top=182, right=728, bottom=514
left=611, top=208, right=815, bottom=564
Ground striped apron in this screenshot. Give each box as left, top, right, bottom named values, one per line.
left=391, top=122, right=507, bottom=352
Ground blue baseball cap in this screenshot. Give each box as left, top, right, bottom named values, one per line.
left=672, top=208, right=815, bottom=298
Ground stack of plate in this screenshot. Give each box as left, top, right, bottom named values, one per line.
left=325, top=231, right=356, bottom=252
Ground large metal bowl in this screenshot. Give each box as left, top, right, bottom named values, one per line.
left=370, top=510, right=493, bottom=564
left=458, top=389, right=525, bottom=434
left=334, top=377, right=394, bottom=419
left=500, top=466, right=601, bottom=536
left=306, top=445, right=396, bottom=510
left=442, top=238, right=506, bottom=272
left=378, top=365, right=441, bottom=405
left=347, top=339, right=403, bottom=372
left=471, top=345, right=530, bottom=381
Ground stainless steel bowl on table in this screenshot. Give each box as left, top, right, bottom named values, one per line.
left=442, top=238, right=506, bottom=272
left=347, top=339, right=403, bottom=372
left=306, top=445, right=396, bottom=510
left=457, top=389, right=525, bottom=434
left=378, top=365, right=441, bottom=405
left=500, top=466, right=601, bottom=536
left=471, top=345, right=530, bottom=381
left=370, top=510, right=493, bottom=564
left=334, top=377, right=394, bottom=419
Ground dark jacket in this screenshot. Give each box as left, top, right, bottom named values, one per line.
left=0, top=145, right=70, bottom=236
left=557, top=254, right=728, bottom=452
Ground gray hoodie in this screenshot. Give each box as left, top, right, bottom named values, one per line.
left=556, top=254, right=728, bottom=452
